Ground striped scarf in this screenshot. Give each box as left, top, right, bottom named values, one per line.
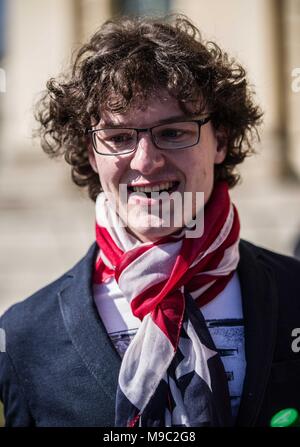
left=94, top=181, right=240, bottom=426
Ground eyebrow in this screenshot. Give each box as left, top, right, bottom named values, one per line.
left=99, top=114, right=199, bottom=128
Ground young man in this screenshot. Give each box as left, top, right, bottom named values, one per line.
left=1, top=15, right=300, bottom=427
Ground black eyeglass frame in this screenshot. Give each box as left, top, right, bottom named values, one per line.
left=87, top=116, right=211, bottom=156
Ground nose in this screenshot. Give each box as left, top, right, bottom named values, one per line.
left=129, top=132, right=165, bottom=174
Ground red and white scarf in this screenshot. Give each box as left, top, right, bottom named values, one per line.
left=94, top=181, right=240, bottom=426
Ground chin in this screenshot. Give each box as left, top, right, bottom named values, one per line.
left=130, top=225, right=180, bottom=243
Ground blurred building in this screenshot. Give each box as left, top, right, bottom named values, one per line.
left=0, top=0, right=300, bottom=315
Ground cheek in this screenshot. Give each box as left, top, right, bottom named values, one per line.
left=188, top=152, right=214, bottom=182
left=201, top=166, right=209, bottom=179
left=95, top=158, right=121, bottom=188
left=202, top=159, right=215, bottom=178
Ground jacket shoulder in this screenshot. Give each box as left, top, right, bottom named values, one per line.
left=0, top=243, right=97, bottom=342
left=239, top=239, right=300, bottom=317
left=240, top=239, right=300, bottom=277
left=0, top=270, right=71, bottom=336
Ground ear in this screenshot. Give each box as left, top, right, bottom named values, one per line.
left=214, top=127, right=228, bottom=164
left=88, top=144, right=98, bottom=173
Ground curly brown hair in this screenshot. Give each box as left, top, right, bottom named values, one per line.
left=35, top=14, right=263, bottom=202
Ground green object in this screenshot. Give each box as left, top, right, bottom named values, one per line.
left=270, top=408, right=300, bottom=427
left=0, top=401, right=4, bottom=427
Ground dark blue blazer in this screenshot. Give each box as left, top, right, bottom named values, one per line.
left=1, top=240, right=300, bottom=426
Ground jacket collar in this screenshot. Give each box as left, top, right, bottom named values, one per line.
left=58, top=239, right=279, bottom=427
left=236, top=240, right=279, bottom=426
left=58, top=242, right=121, bottom=420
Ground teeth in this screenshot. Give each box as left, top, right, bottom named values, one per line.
left=132, top=181, right=175, bottom=193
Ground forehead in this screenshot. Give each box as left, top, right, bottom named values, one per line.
left=99, top=92, right=199, bottom=127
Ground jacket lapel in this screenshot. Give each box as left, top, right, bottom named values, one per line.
left=58, top=243, right=121, bottom=420
left=236, top=240, right=279, bottom=426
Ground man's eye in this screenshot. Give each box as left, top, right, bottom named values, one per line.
left=160, top=129, right=184, bottom=138
left=107, top=134, right=133, bottom=144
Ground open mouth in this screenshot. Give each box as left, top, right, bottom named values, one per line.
left=127, top=181, right=180, bottom=198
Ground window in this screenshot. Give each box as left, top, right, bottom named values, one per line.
left=112, top=0, right=170, bottom=16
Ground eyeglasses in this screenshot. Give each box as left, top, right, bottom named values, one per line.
left=87, top=116, right=211, bottom=156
